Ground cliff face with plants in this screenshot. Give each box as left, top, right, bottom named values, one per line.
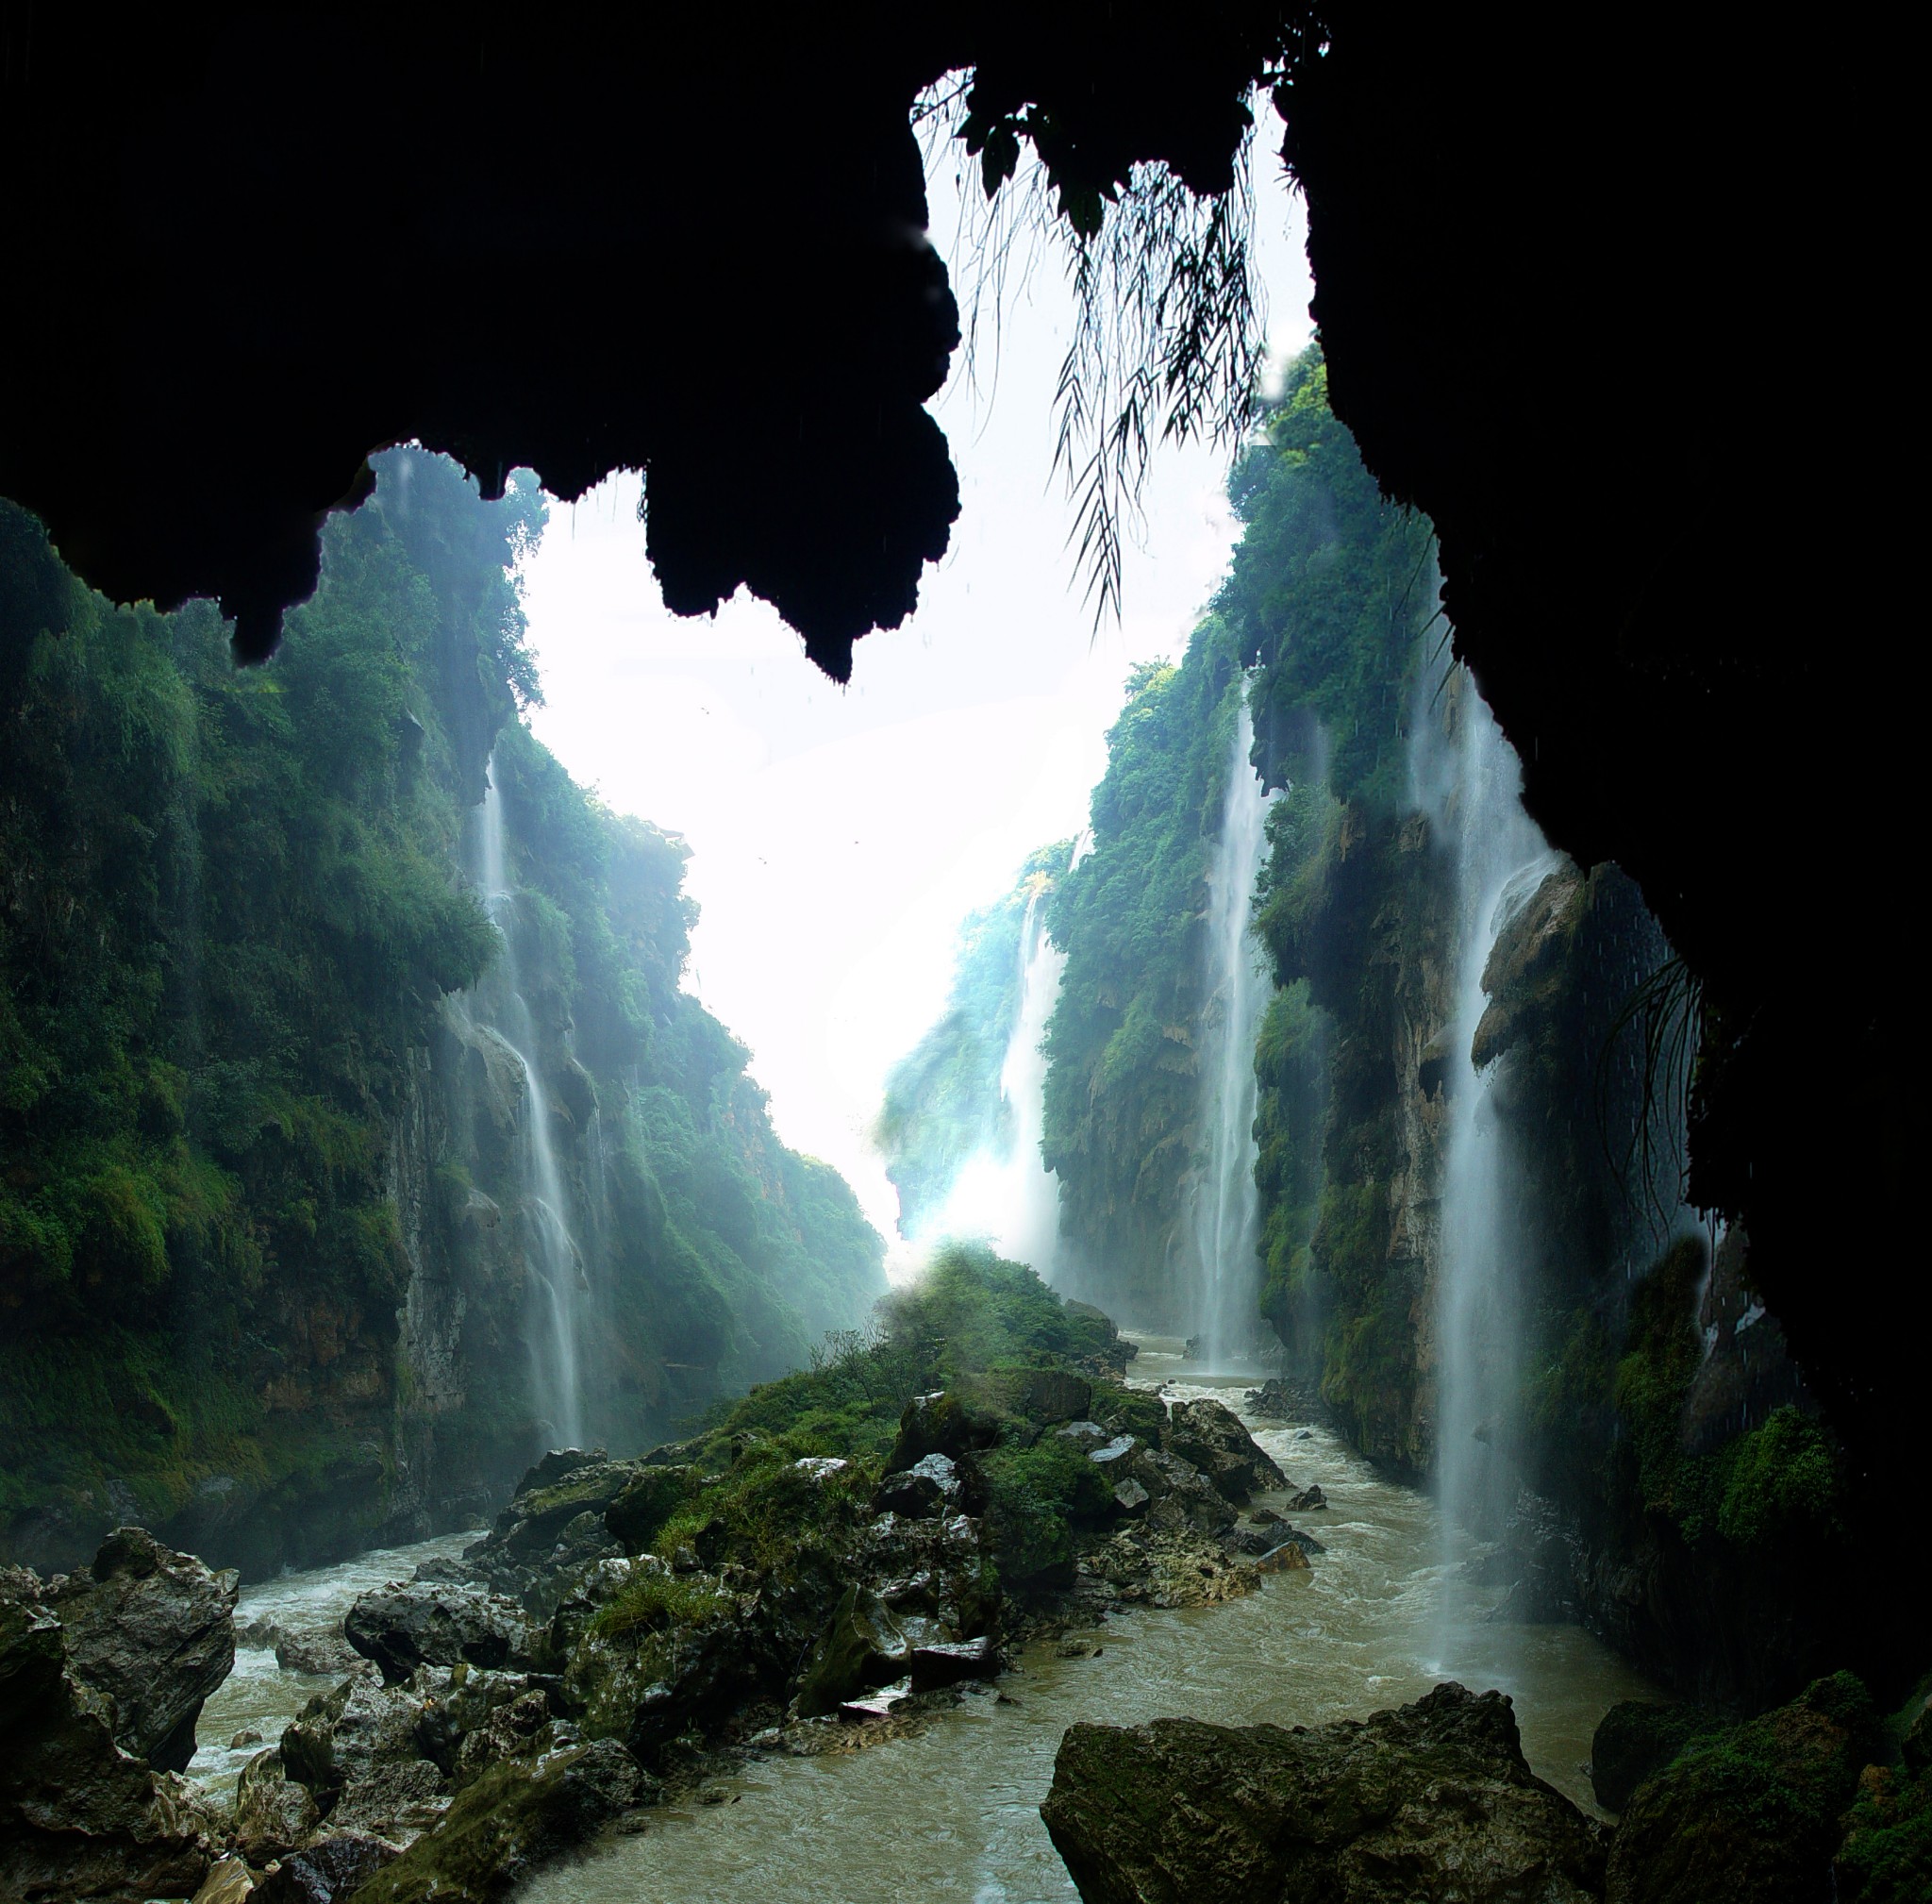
left=0, top=453, right=883, bottom=1578
left=1022, top=351, right=1861, bottom=1706
left=1036, top=634, right=1251, bottom=1323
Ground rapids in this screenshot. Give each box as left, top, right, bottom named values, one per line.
left=187, top=1528, right=483, bottom=1795
left=520, top=1345, right=1656, bottom=1904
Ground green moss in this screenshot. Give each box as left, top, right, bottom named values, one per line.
left=1837, top=1765, right=1932, bottom=1902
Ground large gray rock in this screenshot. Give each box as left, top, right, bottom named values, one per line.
left=1041, top=1681, right=1606, bottom=1903
left=1161, top=1399, right=1287, bottom=1506
left=234, top=1747, right=324, bottom=1861
left=1126, top=1447, right=1237, bottom=1535
left=44, top=1526, right=239, bottom=1771
left=0, top=1596, right=216, bottom=1903
left=345, top=1581, right=530, bottom=1683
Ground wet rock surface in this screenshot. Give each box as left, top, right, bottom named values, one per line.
left=344, top=1581, right=532, bottom=1683
left=38, top=1526, right=240, bottom=1771
left=1042, top=1681, right=1607, bottom=1904
left=1603, top=1673, right=1878, bottom=1904
left=1, top=1572, right=222, bottom=1904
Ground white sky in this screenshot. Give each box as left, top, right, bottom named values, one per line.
left=519, top=109, right=1314, bottom=1249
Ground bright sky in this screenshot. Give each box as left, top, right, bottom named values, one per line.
left=519, top=109, right=1314, bottom=1249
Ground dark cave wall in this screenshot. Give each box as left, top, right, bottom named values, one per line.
left=1, top=2, right=1916, bottom=1547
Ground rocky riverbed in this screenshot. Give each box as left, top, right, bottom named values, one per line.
left=8, top=1305, right=1925, bottom=1903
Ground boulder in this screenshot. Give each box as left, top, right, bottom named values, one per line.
left=873, top=1452, right=966, bottom=1519
left=251, top=1832, right=397, bottom=1903
left=885, top=1391, right=1001, bottom=1473
left=1041, top=1681, right=1606, bottom=1904
left=491, top=1461, right=639, bottom=1557
left=1162, top=1399, right=1288, bottom=1504
left=193, top=1852, right=257, bottom=1904
left=43, top=1526, right=239, bottom=1771
left=1244, top=1378, right=1294, bottom=1419
left=234, top=1748, right=323, bottom=1860
left=1604, top=1672, right=1879, bottom=1904
left=1589, top=1699, right=1722, bottom=1812
left=909, top=1635, right=999, bottom=1691
left=274, top=1626, right=363, bottom=1678
left=793, top=1586, right=911, bottom=1718
left=345, top=1581, right=529, bottom=1683
left=1, top=1590, right=217, bottom=1904
left=343, top=1739, right=642, bottom=1904
left=1255, top=1542, right=1311, bottom=1574
left=1289, top=1485, right=1326, bottom=1512
left=1127, top=1447, right=1236, bottom=1535
left=984, top=1368, right=1093, bottom=1423
left=603, top=1464, right=700, bottom=1556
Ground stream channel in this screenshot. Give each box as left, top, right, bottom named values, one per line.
left=190, top=1343, right=1658, bottom=1901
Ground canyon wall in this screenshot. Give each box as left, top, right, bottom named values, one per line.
left=0, top=453, right=883, bottom=1578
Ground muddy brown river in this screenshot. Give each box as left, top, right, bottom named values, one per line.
left=520, top=1347, right=1657, bottom=1904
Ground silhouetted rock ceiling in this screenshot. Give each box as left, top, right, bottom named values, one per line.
left=1, top=8, right=1912, bottom=1487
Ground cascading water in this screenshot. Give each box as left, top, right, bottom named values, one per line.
left=472, top=757, right=587, bottom=1450
left=1185, top=697, right=1274, bottom=1367
left=917, top=892, right=1066, bottom=1275
left=1415, top=660, right=1557, bottom=1662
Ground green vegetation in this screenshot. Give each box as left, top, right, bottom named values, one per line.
left=1611, top=1238, right=1845, bottom=1556
left=0, top=452, right=882, bottom=1564
left=597, top=1243, right=1132, bottom=1593
left=876, top=842, right=1069, bottom=1238
left=1039, top=627, right=1252, bottom=1314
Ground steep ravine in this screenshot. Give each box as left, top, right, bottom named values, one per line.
left=0, top=453, right=884, bottom=1579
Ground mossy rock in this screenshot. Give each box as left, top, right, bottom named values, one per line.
left=604, top=1465, right=699, bottom=1556
left=1590, top=1700, right=1724, bottom=1812
left=1605, top=1673, right=1879, bottom=1904
left=1089, top=1382, right=1168, bottom=1445
left=973, top=1368, right=1092, bottom=1425
left=1836, top=1763, right=1932, bottom=1903
left=885, top=1392, right=1001, bottom=1474
left=344, top=1738, right=641, bottom=1904
left=791, top=1586, right=906, bottom=1719
left=501, top=1462, right=637, bottom=1553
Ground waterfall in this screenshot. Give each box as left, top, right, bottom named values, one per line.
left=1184, top=698, right=1274, bottom=1366
left=1419, top=663, right=1557, bottom=1659
left=472, top=757, right=587, bottom=1450
left=917, top=893, right=1066, bottom=1274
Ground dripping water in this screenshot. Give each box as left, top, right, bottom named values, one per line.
left=1186, top=696, right=1274, bottom=1367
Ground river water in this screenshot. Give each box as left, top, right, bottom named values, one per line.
left=523, top=1344, right=1657, bottom=1904
left=188, top=1528, right=483, bottom=1795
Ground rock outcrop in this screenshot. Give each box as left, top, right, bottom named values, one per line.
left=38, top=1527, right=239, bottom=1772
left=0, top=1588, right=219, bottom=1904
left=344, top=1581, right=532, bottom=1684
left=1041, top=1681, right=1606, bottom=1904
left=341, top=1739, right=642, bottom=1904
left=1603, top=1673, right=1878, bottom=1904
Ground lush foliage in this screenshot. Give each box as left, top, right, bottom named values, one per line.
left=0, top=452, right=883, bottom=1562
left=604, top=1244, right=1132, bottom=1592
left=1039, top=626, right=1251, bottom=1314
left=876, top=842, right=1069, bottom=1239
left=0, top=459, right=534, bottom=1545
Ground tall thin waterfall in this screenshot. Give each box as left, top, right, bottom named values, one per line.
left=1187, top=699, right=1274, bottom=1366
left=917, top=893, right=1066, bottom=1275
left=1419, top=664, right=1557, bottom=1658
left=473, top=758, right=586, bottom=1450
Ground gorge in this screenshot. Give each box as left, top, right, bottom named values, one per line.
left=3, top=21, right=1924, bottom=1901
